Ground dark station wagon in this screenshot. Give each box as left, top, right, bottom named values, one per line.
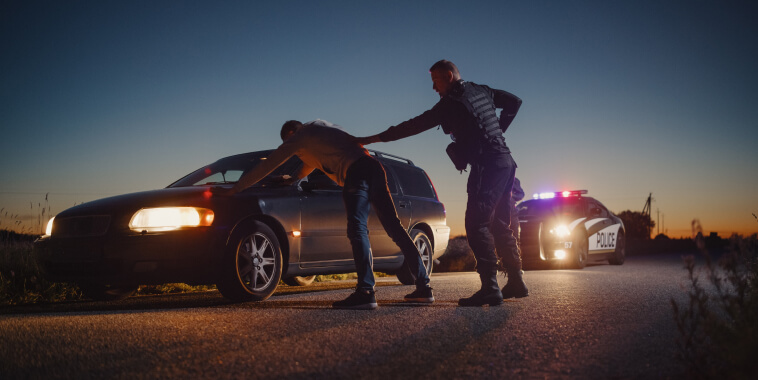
left=35, top=150, right=450, bottom=301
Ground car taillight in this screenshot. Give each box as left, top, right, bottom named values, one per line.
left=424, top=172, right=440, bottom=200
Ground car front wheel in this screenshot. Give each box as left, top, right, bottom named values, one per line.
left=396, top=229, right=433, bottom=285
left=569, top=230, right=588, bottom=269
left=217, top=221, right=282, bottom=302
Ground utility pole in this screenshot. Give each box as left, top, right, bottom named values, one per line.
left=642, top=193, right=653, bottom=239
left=657, top=208, right=660, bottom=236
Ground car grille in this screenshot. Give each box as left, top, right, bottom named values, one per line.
left=54, top=215, right=111, bottom=237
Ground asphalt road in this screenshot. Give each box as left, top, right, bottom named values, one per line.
left=0, top=253, right=695, bottom=379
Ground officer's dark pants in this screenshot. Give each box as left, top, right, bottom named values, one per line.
left=465, top=154, right=521, bottom=276
left=343, top=156, right=430, bottom=292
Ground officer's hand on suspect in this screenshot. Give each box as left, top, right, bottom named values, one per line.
left=355, top=135, right=382, bottom=146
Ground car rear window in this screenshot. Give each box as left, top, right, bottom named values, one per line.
left=385, top=169, right=399, bottom=194
left=389, top=164, right=436, bottom=199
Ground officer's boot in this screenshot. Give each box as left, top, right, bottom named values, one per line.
left=501, top=267, right=529, bottom=299
left=458, top=270, right=503, bottom=307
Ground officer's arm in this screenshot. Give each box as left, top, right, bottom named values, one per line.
left=375, top=102, right=447, bottom=143
left=492, top=89, right=522, bottom=133
left=356, top=108, right=440, bottom=145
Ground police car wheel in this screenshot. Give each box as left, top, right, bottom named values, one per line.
left=609, top=233, right=626, bottom=265
left=570, top=231, right=588, bottom=269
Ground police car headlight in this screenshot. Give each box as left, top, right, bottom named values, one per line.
left=550, top=225, right=571, bottom=238
left=554, top=250, right=567, bottom=259
left=44, top=216, right=55, bottom=237
left=129, top=207, right=214, bottom=232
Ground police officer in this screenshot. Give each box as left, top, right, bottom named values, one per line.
left=357, top=60, right=528, bottom=306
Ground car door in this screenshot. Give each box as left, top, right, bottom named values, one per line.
left=298, top=170, right=353, bottom=265
left=585, top=199, right=620, bottom=254
left=363, top=163, right=409, bottom=259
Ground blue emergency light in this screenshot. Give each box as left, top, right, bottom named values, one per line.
left=533, top=190, right=588, bottom=199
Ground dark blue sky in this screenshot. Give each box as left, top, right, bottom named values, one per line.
left=2, top=0, right=757, bottom=236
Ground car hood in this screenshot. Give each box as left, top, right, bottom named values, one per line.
left=55, top=186, right=288, bottom=218
left=56, top=187, right=217, bottom=217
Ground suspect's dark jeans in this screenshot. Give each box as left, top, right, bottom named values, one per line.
left=343, top=155, right=430, bottom=292
left=465, top=154, right=521, bottom=275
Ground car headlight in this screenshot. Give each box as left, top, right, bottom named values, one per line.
left=129, top=207, right=215, bottom=232
left=550, top=225, right=571, bottom=238
left=44, top=216, right=55, bottom=237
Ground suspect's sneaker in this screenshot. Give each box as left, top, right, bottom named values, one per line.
left=332, top=289, right=378, bottom=310
left=404, top=287, right=435, bottom=303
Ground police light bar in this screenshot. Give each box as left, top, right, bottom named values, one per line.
left=533, top=190, right=588, bottom=199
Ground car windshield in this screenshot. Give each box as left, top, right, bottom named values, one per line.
left=518, top=198, right=584, bottom=219
left=168, top=151, right=303, bottom=188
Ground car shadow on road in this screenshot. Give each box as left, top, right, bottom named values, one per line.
left=223, top=299, right=464, bottom=310
left=0, top=281, right=411, bottom=316
left=0, top=291, right=234, bottom=316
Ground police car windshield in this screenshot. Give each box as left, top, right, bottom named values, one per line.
left=518, top=198, right=583, bottom=219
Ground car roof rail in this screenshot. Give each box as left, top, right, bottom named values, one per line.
left=368, top=150, right=414, bottom=166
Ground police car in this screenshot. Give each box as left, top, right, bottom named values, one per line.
left=516, top=190, right=625, bottom=269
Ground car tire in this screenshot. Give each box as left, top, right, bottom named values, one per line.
left=217, top=221, right=282, bottom=302
left=78, top=283, right=137, bottom=301
left=283, top=275, right=316, bottom=286
left=609, top=232, right=626, bottom=265
left=396, top=229, right=433, bottom=286
left=570, top=230, right=588, bottom=269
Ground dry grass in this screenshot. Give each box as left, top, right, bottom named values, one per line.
left=671, top=219, right=758, bottom=379
left=0, top=230, right=219, bottom=305
left=0, top=237, right=83, bottom=305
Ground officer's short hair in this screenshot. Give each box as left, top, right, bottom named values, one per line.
left=281, top=120, right=302, bottom=140
left=429, top=60, right=460, bottom=78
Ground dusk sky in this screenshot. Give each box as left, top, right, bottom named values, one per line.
left=2, top=0, right=757, bottom=238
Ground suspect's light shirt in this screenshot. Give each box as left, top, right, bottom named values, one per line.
left=234, top=120, right=369, bottom=191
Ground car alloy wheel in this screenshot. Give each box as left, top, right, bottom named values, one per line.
left=283, top=275, right=317, bottom=286
left=570, top=230, right=588, bottom=269
left=396, top=229, right=433, bottom=285
left=217, top=221, right=282, bottom=302
left=238, top=232, right=278, bottom=291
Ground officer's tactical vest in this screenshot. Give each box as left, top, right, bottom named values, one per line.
left=447, top=81, right=502, bottom=144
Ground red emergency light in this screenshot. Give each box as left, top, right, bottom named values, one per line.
left=533, top=190, right=588, bottom=199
